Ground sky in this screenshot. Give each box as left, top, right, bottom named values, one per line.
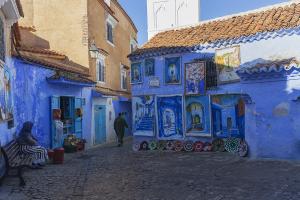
left=119, top=0, right=289, bottom=46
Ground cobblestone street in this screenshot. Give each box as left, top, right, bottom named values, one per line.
left=1, top=139, right=300, bottom=200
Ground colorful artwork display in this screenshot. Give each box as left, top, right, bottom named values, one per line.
left=131, top=62, right=142, bottom=84
left=157, top=95, right=183, bottom=139
left=132, top=96, right=155, bottom=136
left=0, top=65, right=13, bottom=121
left=211, top=94, right=245, bottom=138
left=185, top=61, right=206, bottom=95
left=215, top=46, right=241, bottom=84
left=165, top=57, right=181, bottom=84
left=185, top=96, right=211, bottom=137
left=145, top=58, right=155, bottom=76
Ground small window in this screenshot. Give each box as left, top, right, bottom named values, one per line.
left=107, top=22, right=114, bottom=44
left=120, top=65, right=128, bottom=90
left=0, top=18, right=5, bottom=62
left=206, top=60, right=218, bottom=88
left=96, top=58, right=105, bottom=83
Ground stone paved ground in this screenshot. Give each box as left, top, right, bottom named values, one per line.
left=1, top=139, right=300, bottom=200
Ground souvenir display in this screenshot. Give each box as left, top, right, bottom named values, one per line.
left=174, top=141, right=184, bottom=152
left=149, top=140, right=157, bottom=150
left=157, top=140, right=167, bottom=151
left=238, top=140, right=248, bottom=157
left=212, top=139, right=225, bottom=152
left=183, top=141, right=194, bottom=152
left=132, top=142, right=141, bottom=152
left=203, top=142, right=212, bottom=152
left=140, top=141, right=149, bottom=151
left=225, top=138, right=241, bottom=153
left=194, top=141, right=204, bottom=152
left=166, top=140, right=174, bottom=151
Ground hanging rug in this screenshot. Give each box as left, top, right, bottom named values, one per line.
left=174, top=141, right=184, bottom=152
left=166, top=140, right=174, bottom=151
left=194, top=141, right=204, bottom=152
left=184, top=141, right=194, bottom=152
left=212, top=139, right=225, bottom=152
left=225, top=138, right=241, bottom=153
left=149, top=140, right=157, bottom=151
left=238, top=140, right=248, bottom=157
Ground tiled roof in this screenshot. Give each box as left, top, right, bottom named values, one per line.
left=48, top=72, right=96, bottom=84
left=16, top=46, right=66, bottom=58
left=14, top=49, right=90, bottom=76
left=130, top=2, right=300, bottom=58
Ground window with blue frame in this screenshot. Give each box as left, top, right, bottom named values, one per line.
left=96, top=57, right=105, bottom=83
left=0, top=17, right=5, bottom=62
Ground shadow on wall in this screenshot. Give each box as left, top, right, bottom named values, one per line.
left=237, top=57, right=300, bottom=160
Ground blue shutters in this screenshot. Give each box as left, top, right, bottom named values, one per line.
left=74, top=98, right=83, bottom=139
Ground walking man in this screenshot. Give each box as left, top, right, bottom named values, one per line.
left=114, top=113, right=128, bottom=147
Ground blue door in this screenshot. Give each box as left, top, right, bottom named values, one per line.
left=94, top=105, right=106, bottom=145
left=50, top=96, right=61, bottom=148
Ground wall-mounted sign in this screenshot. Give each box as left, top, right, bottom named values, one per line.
left=149, top=77, right=160, bottom=87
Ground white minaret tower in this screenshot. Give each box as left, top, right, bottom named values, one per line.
left=147, top=0, right=200, bottom=40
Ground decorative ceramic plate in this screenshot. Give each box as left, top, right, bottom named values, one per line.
left=194, top=141, right=204, bottom=152
left=184, top=141, right=194, bottom=152
left=203, top=142, right=212, bottom=152
left=149, top=140, right=157, bottom=151
left=140, top=141, right=149, bottom=151
left=132, top=142, right=141, bottom=152
left=157, top=141, right=167, bottom=151
left=238, top=140, right=248, bottom=157
left=166, top=140, right=174, bottom=151
left=225, top=138, right=241, bottom=153
left=212, top=139, right=225, bottom=152
left=174, top=141, right=184, bottom=152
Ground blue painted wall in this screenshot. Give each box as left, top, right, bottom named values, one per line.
left=12, top=58, right=93, bottom=148
left=131, top=40, right=300, bottom=159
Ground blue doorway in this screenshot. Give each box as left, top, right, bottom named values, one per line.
left=94, top=105, right=106, bottom=145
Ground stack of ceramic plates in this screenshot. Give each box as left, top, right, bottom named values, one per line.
left=157, top=140, right=167, bottom=151
left=148, top=140, right=157, bottom=151
left=140, top=141, right=149, bottom=151
left=132, top=142, right=141, bottom=152
left=212, top=139, right=225, bottom=152
left=238, top=140, right=248, bottom=157
left=174, top=141, right=184, bottom=152
left=166, top=140, right=174, bottom=151
left=225, top=138, right=241, bottom=153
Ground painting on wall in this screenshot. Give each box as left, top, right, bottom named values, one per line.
left=215, top=46, right=241, bottom=84
left=0, top=65, right=13, bottom=121
left=211, top=94, right=245, bottom=138
left=156, top=95, right=183, bottom=139
left=185, top=61, right=206, bottom=95
left=165, top=57, right=181, bottom=84
left=145, top=58, right=155, bottom=76
left=185, top=96, right=211, bottom=137
left=132, top=95, right=155, bottom=136
left=131, top=62, right=142, bottom=84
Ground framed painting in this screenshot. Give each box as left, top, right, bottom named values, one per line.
left=164, top=57, right=181, bottom=84
left=185, top=61, right=206, bottom=95
left=145, top=58, right=155, bottom=77
left=0, top=64, right=13, bottom=121
left=211, top=94, right=245, bottom=139
left=215, top=46, right=241, bottom=84
left=185, top=96, right=211, bottom=137
left=156, top=95, right=183, bottom=140
left=132, top=95, right=155, bottom=137
left=131, top=62, right=142, bottom=84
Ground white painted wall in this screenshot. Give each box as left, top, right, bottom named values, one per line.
left=147, top=0, right=200, bottom=39
left=91, top=97, right=117, bottom=146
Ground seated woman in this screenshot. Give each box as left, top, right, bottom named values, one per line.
left=17, top=121, right=48, bottom=167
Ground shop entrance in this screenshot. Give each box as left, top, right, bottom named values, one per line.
left=51, top=96, right=84, bottom=148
